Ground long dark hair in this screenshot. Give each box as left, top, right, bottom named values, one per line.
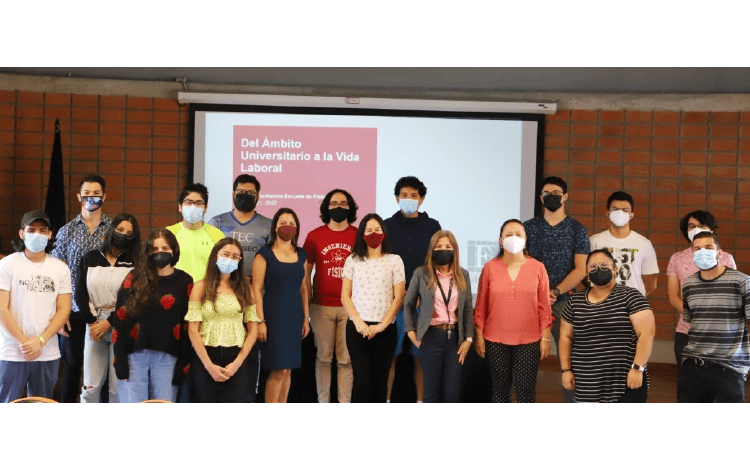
left=202, top=238, right=253, bottom=313
left=319, top=188, right=358, bottom=224
left=267, top=207, right=301, bottom=247
left=125, top=229, right=179, bottom=319
left=351, top=213, right=392, bottom=261
left=102, top=213, right=141, bottom=261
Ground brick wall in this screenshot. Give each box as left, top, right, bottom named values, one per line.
left=544, top=109, right=750, bottom=340
left=0, top=90, right=190, bottom=252
left=2, top=89, right=749, bottom=341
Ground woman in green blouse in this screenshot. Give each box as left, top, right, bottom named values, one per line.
left=186, top=238, right=259, bottom=402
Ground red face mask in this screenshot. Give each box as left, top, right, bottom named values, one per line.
left=276, top=225, right=297, bottom=242
left=363, top=232, right=384, bottom=249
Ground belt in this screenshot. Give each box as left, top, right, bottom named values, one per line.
left=430, top=323, right=457, bottom=331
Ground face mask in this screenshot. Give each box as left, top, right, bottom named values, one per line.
left=609, top=210, right=631, bottom=227
left=276, top=225, right=297, bottom=242
left=431, top=249, right=454, bottom=266
left=234, top=193, right=257, bottom=213
left=688, top=227, right=710, bottom=242
left=398, top=198, right=419, bottom=215
left=363, top=232, right=384, bottom=249
left=112, top=232, right=133, bottom=249
left=182, top=205, right=204, bottom=224
left=81, top=196, right=102, bottom=212
left=216, top=257, right=239, bottom=275
left=588, top=266, right=613, bottom=286
left=23, top=232, right=49, bottom=253
left=693, top=249, right=718, bottom=271
left=502, top=235, right=526, bottom=254
left=328, top=207, right=350, bottom=223
left=151, top=252, right=173, bottom=268
left=542, top=194, right=563, bottom=212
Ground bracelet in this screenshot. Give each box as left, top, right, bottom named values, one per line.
left=305, top=316, right=311, bottom=322
left=38, top=335, right=46, bottom=347
left=561, top=369, right=572, bottom=373
left=257, top=319, right=266, bottom=323
left=541, top=337, right=551, bottom=343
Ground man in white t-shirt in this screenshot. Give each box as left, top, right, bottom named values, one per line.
left=0, top=211, right=72, bottom=402
left=589, top=191, right=659, bottom=296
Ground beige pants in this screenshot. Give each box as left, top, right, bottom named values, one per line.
left=309, top=304, right=353, bottom=403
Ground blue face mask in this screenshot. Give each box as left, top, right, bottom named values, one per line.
left=216, top=257, right=239, bottom=275
left=398, top=198, right=419, bottom=215
left=24, top=232, right=50, bottom=253
left=182, top=205, right=204, bottom=224
left=693, top=248, right=718, bottom=271
left=81, top=196, right=102, bottom=212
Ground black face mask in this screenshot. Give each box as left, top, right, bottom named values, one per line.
left=112, top=232, right=133, bottom=249
left=588, top=267, right=613, bottom=286
left=542, top=194, right=563, bottom=212
left=151, top=252, right=173, bottom=268
left=328, top=207, right=350, bottom=223
left=234, top=193, right=257, bottom=213
left=432, top=250, right=455, bottom=266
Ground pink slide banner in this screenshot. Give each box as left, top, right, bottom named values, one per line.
left=233, top=125, right=377, bottom=240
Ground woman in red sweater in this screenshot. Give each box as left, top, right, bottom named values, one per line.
left=474, top=219, right=552, bottom=403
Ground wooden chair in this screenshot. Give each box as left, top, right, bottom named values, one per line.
left=10, top=396, right=58, bottom=403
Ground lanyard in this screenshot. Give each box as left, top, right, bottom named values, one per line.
left=436, top=276, right=454, bottom=322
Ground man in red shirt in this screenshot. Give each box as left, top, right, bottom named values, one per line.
left=303, top=189, right=359, bottom=403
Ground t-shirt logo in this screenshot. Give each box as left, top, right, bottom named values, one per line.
left=19, top=275, right=55, bottom=293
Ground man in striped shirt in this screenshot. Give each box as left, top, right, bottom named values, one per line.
left=677, top=231, right=750, bottom=403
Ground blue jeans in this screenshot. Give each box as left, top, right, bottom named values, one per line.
left=117, top=349, right=178, bottom=403
left=419, top=328, right=462, bottom=403
left=0, top=359, right=60, bottom=403
left=81, top=322, right=117, bottom=403
left=395, top=307, right=420, bottom=357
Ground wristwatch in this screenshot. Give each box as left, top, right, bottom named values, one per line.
left=631, top=363, right=646, bottom=372
left=552, top=287, right=561, bottom=297
left=466, top=337, right=473, bottom=343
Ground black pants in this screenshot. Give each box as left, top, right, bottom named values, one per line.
left=419, top=328, right=462, bottom=403
left=616, top=371, right=649, bottom=403
left=346, top=321, right=396, bottom=403
left=59, top=315, right=86, bottom=403
left=191, top=346, right=250, bottom=403
left=677, top=357, right=746, bottom=403
left=486, top=340, right=540, bottom=403
left=244, top=343, right=261, bottom=403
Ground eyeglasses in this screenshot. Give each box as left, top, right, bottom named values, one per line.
left=587, top=263, right=614, bottom=270
left=182, top=199, right=206, bottom=208
left=687, top=223, right=709, bottom=231
left=542, top=190, right=564, bottom=197
left=235, top=190, right=257, bottom=197
left=329, top=202, right=349, bottom=208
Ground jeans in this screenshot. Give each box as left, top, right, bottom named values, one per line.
left=81, top=321, right=118, bottom=403
left=191, top=346, right=250, bottom=403
left=677, top=357, right=746, bottom=403
left=551, top=297, right=575, bottom=403
left=59, top=313, right=86, bottom=402
left=419, top=327, right=462, bottom=403
left=0, top=359, right=60, bottom=403
left=346, top=320, right=397, bottom=403
left=309, top=303, right=353, bottom=403
left=117, top=349, right=178, bottom=403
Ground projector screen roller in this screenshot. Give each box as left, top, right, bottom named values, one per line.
left=190, top=101, right=545, bottom=299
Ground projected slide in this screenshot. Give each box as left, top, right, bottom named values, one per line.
left=194, top=107, right=541, bottom=298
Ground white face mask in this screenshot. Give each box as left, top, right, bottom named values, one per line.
left=688, top=227, right=711, bottom=242
left=609, top=210, right=631, bottom=227
left=502, top=235, right=526, bottom=254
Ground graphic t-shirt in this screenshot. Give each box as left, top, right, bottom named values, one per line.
left=166, top=222, right=225, bottom=282
left=208, top=211, right=272, bottom=277
left=0, top=252, right=72, bottom=362
left=589, top=229, right=660, bottom=296
left=302, top=224, right=358, bottom=307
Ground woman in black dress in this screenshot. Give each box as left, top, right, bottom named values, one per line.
left=252, top=208, right=310, bottom=403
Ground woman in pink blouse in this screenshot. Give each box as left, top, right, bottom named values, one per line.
left=474, top=219, right=552, bottom=403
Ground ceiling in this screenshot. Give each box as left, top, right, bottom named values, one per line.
left=1, top=67, right=749, bottom=94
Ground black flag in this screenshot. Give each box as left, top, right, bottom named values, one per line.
left=44, top=118, right=66, bottom=236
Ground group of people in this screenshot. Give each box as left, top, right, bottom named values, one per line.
left=0, top=172, right=747, bottom=403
